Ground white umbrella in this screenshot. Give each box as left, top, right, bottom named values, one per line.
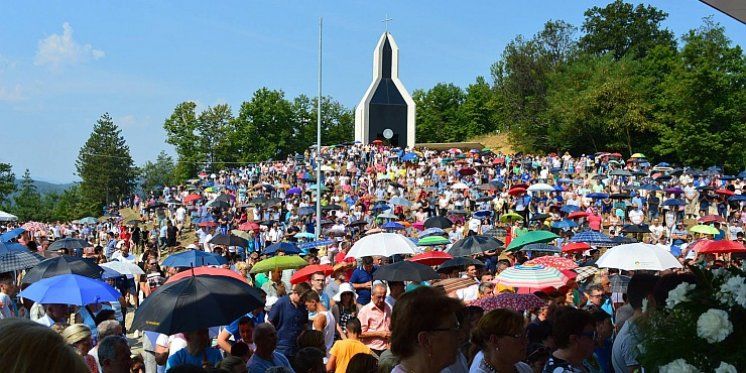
left=0, top=210, right=18, bottom=222
left=101, top=260, right=145, bottom=276
left=346, top=233, right=417, bottom=259
left=527, top=183, right=555, bottom=193
left=596, top=243, right=682, bottom=271
left=451, top=182, right=469, bottom=190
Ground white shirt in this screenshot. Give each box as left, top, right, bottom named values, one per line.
left=455, top=283, right=479, bottom=303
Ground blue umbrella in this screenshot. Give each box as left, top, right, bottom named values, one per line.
left=298, top=206, right=315, bottom=216
left=418, top=227, right=446, bottom=239
left=162, top=249, right=228, bottom=268
left=0, top=227, right=25, bottom=242
left=521, top=243, right=561, bottom=253
left=20, top=274, right=120, bottom=306
left=389, top=197, right=412, bottom=207
left=371, top=204, right=391, bottom=212
left=560, top=205, right=581, bottom=213
left=662, top=199, right=685, bottom=207
left=294, top=232, right=316, bottom=240
left=638, top=184, right=661, bottom=191
left=263, top=242, right=301, bottom=255
left=552, top=220, right=578, bottom=230
left=401, top=153, right=418, bottom=162
left=381, top=221, right=405, bottom=230
left=586, top=193, right=609, bottom=200
left=729, top=195, right=746, bottom=202
left=570, top=230, right=614, bottom=246
left=738, top=171, right=746, bottom=179
left=656, top=162, right=670, bottom=167
left=298, top=240, right=335, bottom=250
left=473, top=210, right=492, bottom=219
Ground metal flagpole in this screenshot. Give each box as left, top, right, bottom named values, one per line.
left=316, top=17, right=323, bottom=239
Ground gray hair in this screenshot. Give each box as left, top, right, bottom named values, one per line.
left=97, top=336, right=129, bottom=365
left=97, top=320, right=121, bottom=340
left=372, top=282, right=388, bottom=294
left=253, top=322, right=276, bottom=341
left=477, top=281, right=495, bottom=295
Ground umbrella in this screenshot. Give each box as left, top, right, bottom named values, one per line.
left=458, top=167, right=477, bottom=176
left=418, top=227, right=447, bottom=239
left=166, top=267, right=248, bottom=284
left=263, top=242, right=301, bottom=255
left=695, top=240, right=746, bottom=254
left=508, top=187, right=527, bottom=196
left=609, top=169, right=632, bottom=177
left=569, top=231, right=614, bottom=247
left=22, top=256, right=103, bottom=285
left=322, top=204, right=342, bottom=211
left=183, top=194, right=202, bottom=204
left=451, top=182, right=469, bottom=190
left=567, top=211, right=588, bottom=219
left=559, top=205, right=581, bottom=213
left=664, top=187, right=683, bottom=195
left=298, top=240, right=335, bottom=250
left=622, top=224, right=651, bottom=234
left=698, top=215, right=725, bottom=224
left=424, top=216, right=453, bottom=229
left=294, top=232, right=316, bottom=240
left=205, top=199, right=231, bottom=209
left=596, top=243, right=682, bottom=271
left=408, top=251, right=453, bottom=266
left=100, top=261, right=145, bottom=276
left=715, top=189, right=734, bottom=196
left=197, top=221, right=218, bottom=228
left=0, top=242, right=43, bottom=272
left=637, top=184, right=661, bottom=191
left=20, top=274, right=120, bottom=306
left=48, top=238, right=90, bottom=252
left=346, top=233, right=417, bottom=259
left=373, top=261, right=440, bottom=282
left=551, top=220, right=577, bottom=230
left=471, top=293, right=545, bottom=312
left=520, top=243, right=560, bottom=253
left=389, top=197, right=412, bottom=207
left=499, top=212, right=524, bottom=223
left=447, top=236, right=503, bottom=257
left=572, top=266, right=600, bottom=282
left=473, top=210, right=492, bottom=219
left=525, top=256, right=578, bottom=271
left=562, top=242, right=591, bottom=253
left=662, top=199, right=685, bottom=207
left=250, top=255, right=308, bottom=274
left=130, top=275, right=264, bottom=334
left=381, top=221, right=405, bottom=231
left=238, top=221, right=260, bottom=232
left=161, top=250, right=228, bottom=268
left=77, top=217, right=98, bottom=225
left=586, top=193, right=609, bottom=200
left=611, top=236, right=637, bottom=245
left=418, top=236, right=450, bottom=246
left=347, top=220, right=368, bottom=228
left=0, top=227, right=25, bottom=242
left=495, top=265, right=568, bottom=290
left=438, top=257, right=485, bottom=272
left=689, top=225, right=720, bottom=235
left=530, top=213, right=549, bottom=221
left=630, top=153, right=646, bottom=159
left=377, top=212, right=399, bottom=220
left=609, top=193, right=631, bottom=200
left=298, top=206, right=316, bottom=216
left=209, top=233, right=249, bottom=248
left=290, top=264, right=334, bottom=285
left=729, top=195, right=746, bottom=202
left=527, top=183, right=555, bottom=193
left=287, top=187, right=302, bottom=195
left=506, top=230, right=559, bottom=251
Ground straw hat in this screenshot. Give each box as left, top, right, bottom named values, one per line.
left=61, top=324, right=91, bottom=345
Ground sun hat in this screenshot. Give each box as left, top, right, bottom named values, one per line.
left=333, top=282, right=357, bottom=302
left=61, top=324, right=91, bottom=345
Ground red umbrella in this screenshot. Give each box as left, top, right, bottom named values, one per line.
left=458, top=168, right=476, bottom=176
left=165, top=267, right=247, bottom=284
left=238, top=222, right=260, bottom=232
left=698, top=215, right=725, bottom=224
left=372, top=139, right=383, bottom=145
left=567, top=211, right=588, bottom=219
left=408, top=251, right=453, bottom=266
left=562, top=242, right=591, bottom=253
left=695, top=240, right=746, bottom=254
left=512, top=183, right=529, bottom=189
left=471, top=293, right=545, bottom=312
left=715, top=189, right=734, bottom=196
left=198, top=221, right=217, bottom=228
left=508, top=187, right=527, bottom=196
left=492, top=158, right=505, bottom=165
left=290, top=264, right=334, bottom=285
left=183, top=194, right=202, bottom=204
left=526, top=256, right=578, bottom=271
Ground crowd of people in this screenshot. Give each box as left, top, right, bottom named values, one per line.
left=1, top=143, right=744, bottom=373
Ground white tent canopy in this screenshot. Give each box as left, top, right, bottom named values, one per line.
left=0, top=210, right=18, bottom=222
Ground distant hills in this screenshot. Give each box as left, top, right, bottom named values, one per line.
left=15, top=180, right=75, bottom=195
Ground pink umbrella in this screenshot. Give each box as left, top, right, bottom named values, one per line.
left=526, top=256, right=578, bottom=271
left=471, top=293, right=545, bottom=312
left=412, top=221, right=425, bottom=231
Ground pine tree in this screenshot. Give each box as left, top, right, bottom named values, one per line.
left=76, top=113, right=137, bottom=212
left=0, top=162, right=15, bottom=208
left=12, top=169, right=42, bottom=221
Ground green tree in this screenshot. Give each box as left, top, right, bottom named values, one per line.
left=232, top=88, right=295, bottom=162
left=0, top=163, right=15, bottom=208
left=197, top=104, right=235, bottom=168
left=580, top=0, right=675, bottom=60
left=51, top=184, right=96, bottom=221
left=76, top=113, right=137, bottom=211
left=12, top=169, right=42, bottom=221
left=140, top=151, right=177, bottom=194
left=414, top=83, right=466, bottom=142
left=461, top=76, right=498, bottom=138
left=291, top=95, right=354, bottom=151
left=164, top=102, right=203, bottom=182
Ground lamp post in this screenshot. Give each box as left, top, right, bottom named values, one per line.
left=316, top=17, right=323, bottom=239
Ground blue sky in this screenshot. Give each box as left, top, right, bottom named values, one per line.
left=1, top=1, right=743, bottom=183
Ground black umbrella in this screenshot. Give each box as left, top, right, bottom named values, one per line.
left=611, top=235, right=637, bottom=245
left=22, top=256, right=103, bottom=285
left=622, top=224, right=651, bottom=234
left=214, top=194, right=232, bottom=202
left=424, top=216, right=453, bottom=229
left=609, top=193, right=631, bottom=200
left=372, top=261, right=439, bottom=282
left=447, top=236, right=503, bottom=257
left=347, top=220, right=368, bottom=227
left=322, top=204, right=342, bottom=211
left=48, top=238, right=90, bottom=252
left=208, top=233, right=249, bottom=248
left=130, top=275, right=264, bottom=334
left=146, top=202, right=167, bottom=210
left=206, top=200, right=231, bottom=209
left=438, top=257, right=485, bottom=272
left=530, top=213, right=549, bottom=221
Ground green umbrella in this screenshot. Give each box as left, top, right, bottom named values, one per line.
left=418, top=236, right=451, bottom=246
left=250, top=255, right=308, bottom=274
left=689, top=225, right=719, bottom=236
left=500, top=212, right=524, bottom=223
left=506, top=230, right=559, bottom=252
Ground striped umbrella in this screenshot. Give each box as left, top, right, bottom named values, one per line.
left=495, top=264, right=568, bottom=290
left=526, top=256, right=578, bottom=271
left=0, top=242, right=44, bottom=272
left=569, top=231, right=614, bottom=247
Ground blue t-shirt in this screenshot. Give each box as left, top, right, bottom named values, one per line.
left=268, top=296, right=307, bottom=357
left=247, top=351, right=293, bottom=373
left=349, top=266, right=377, bottom=305
left=165, top=347, right=222, bottom=371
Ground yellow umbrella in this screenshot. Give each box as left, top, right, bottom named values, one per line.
left=689, top=225, right=719, bottom=235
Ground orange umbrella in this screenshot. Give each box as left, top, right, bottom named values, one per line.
left=290, top=264, right=334, bottom=285
left=165, top=267, right=247, bottom=284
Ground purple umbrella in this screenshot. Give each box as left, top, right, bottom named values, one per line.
left=287, top=187, right=302, bottom=195
left=471, top=293, right=546, bottom=312
left=665, top=187, right=683, bottom=194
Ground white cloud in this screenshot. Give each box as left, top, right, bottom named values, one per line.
left=0, top=83, right=23, bottom=102
left=34, top=22, right=105, bottom=69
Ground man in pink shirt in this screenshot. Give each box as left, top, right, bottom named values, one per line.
left=587, top=207, right=603, bottom=231
left=357, top=283, right=391, bottom=355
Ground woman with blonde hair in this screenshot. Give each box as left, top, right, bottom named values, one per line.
left=470, top=309, right=532, bottom=373
left=62, top=323, right=99, bottom=372
left=0, top=318, right=89, bottom=372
